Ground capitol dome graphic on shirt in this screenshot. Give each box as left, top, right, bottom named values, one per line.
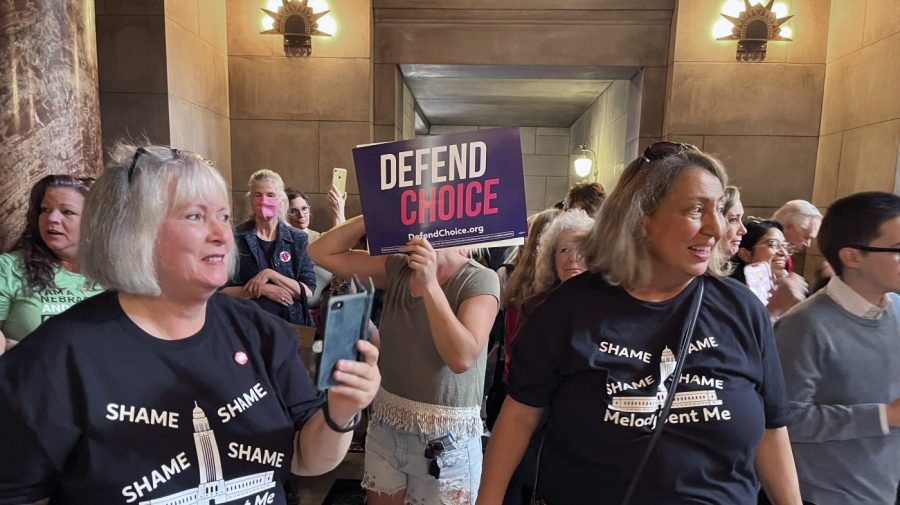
left=609, top=346, right=723, bottom=414
left=138, top=403, right=276, bottom=505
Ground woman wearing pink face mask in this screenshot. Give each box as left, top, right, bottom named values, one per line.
left=222, top=169, right=316, bottom=326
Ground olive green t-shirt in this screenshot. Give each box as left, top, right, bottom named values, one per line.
left=379, top=255, right=500, bottom=407
left=0, top=251, right=104, bottom=342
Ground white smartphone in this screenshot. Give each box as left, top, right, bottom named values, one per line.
left=332, top=167, right=347, bottom=194
left=744, top=262, right=773, bottom=306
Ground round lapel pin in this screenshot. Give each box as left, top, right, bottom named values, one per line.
left=279, top=251, right=291, bottom=262
left=234, top=351, right=248, bottom=365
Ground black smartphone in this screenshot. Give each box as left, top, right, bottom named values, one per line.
left=316, top=278, right=374, bottom=390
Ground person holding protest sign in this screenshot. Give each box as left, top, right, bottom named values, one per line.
left=309, top=215, right=500, bottom=505
left=479, top=143, right=802, bottom=505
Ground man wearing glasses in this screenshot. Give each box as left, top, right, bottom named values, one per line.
left=774, top=191, right=900, bottom=505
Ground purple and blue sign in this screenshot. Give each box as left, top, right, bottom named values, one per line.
left=353, top=126, right=528, bottom=255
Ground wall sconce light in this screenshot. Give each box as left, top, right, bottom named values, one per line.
left=574, top=145, right=595, bottom=178
left=261, top=0, right=333, bottom=57
left=714, top=0, right=792, bottom=61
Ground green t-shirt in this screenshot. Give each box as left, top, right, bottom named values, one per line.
left=0, top=251, right=104, bottom=342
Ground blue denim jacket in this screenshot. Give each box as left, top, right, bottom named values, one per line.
left=229, top=219, right=316, bottom=325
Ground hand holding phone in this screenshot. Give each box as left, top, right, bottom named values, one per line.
left=744, top=262, right=773, bottom=306
left=316, top=276, right=374, bottom=390
left=332, top=167, right=347, bottom=195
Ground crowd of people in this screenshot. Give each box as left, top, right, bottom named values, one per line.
left=0, top=139, right=897, bottom=505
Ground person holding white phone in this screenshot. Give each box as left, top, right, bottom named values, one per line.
left=730, top=220, right=808, bottom=321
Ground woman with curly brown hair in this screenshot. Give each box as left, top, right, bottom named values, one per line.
left=0, top=175, right=102, bottom=354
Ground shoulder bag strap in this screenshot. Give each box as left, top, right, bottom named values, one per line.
left=620, top=278, right=705, bottom=505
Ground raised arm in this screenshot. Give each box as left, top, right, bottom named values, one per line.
left=307, top=215, right=387, bottom=289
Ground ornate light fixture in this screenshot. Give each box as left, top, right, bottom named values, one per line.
left=574, top=145, right=596, bottom=178
left=261, top=0, right=332, bottom=57
left=716, top=0, right=792, bottom=61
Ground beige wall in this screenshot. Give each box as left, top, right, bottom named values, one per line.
left=227, top=0, right=373, bottom=231
left=165, top=0, right=232, bottom=187
left=664, top=0, right=831, bottom=275
left=808, top=0, right=900, bottom=277
left=96, top=0, right=170, bottom=152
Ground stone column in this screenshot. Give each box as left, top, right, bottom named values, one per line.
left=0, top=0, right=102, bottom=251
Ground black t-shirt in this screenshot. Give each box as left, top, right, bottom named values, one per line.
left=254, top=237, right=289, bottom=319
left=0, top=291, right=324, bottom=505
left=508, top=273, right=791, bottom=505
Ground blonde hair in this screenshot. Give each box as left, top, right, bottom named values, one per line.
left=80, top=141, right=235, bottom=296
left=584, top=149, right=729, bottom=289
left=723, top=186, right=742, bottom=215
left=533, top=209, right=594, bottom=294
left=503, top=208, right=562, bottom=309
left=247, top=169, right=289, bottom=222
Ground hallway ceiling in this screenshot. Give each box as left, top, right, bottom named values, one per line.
left=401, top=64, right=636, bottom=129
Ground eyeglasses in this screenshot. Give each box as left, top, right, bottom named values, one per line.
left=127, top=146, right=180, bottom=183
left=850, top=245, right=900, bottom=254
left=640, top=141, right=699, bottom=165
left=757, top=239, right=790, bottom=251
left=287, top=206, right=310, bottom=216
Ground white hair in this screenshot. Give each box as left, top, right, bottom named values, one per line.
left=247, top=169, right=289, bottom=222
left=79, top=141, right=235, bottom=296
left=772, top=200, right=822, bottom=226
left=533, top=209, right=594, bottom=294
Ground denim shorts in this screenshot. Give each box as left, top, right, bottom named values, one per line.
left=362, top=419, right=483, bottom=505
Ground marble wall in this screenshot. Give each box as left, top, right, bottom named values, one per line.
left=226, top=0, right=373, bottom=230
left=662, top=0, right=831, bottom=276
left=807, top=0, right=900, bottom=277
left=0, top=0, right=102, bottom=251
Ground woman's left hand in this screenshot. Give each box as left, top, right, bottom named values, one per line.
left=400, top=238, right=439, bottom=288
left=243, top=269, right=273, bottom=298
left=326, top=340, right=380, bottom=425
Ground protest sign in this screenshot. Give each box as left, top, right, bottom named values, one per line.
left=353, top=126, right=528, bottom=255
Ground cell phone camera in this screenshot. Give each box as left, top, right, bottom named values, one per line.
left=332, top=301, right=344, bottom=310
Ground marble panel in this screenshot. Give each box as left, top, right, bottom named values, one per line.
left=166, top=19, right=229, bottom=116
left=229, top=57, right=370, bottom=121
left=536, top=127, right=570, bottom=136
left=375, top=0, right=674, bottom=7
left=168, top=95, right=193, bottom=150
left=520, top=127, right=536, bottom=155
left=1, top=0, right=103, bottom=250
left=226, top=0, right=276, bottom=57
left=639, top=66, right=666, bottom=137
left=785, top=0, right=830, bottom=64
left=374, top=64, right=398, bottom=126
left=96, top=14, right=167, bottom=93
left=863, top=0, right=900, bottom=47
left=826, top=0, right=865, bottom=63
left=310, top=0, right=372, bottom=59
left=429, top=125, right=477, bottom=135
left=230, top=119, right=318, bottom=192
left=703, top=135, right=817, bottom=207
left=524, top=155, right=568, bottom=177
left=667, top=62, right=825, bottom=136
left=374, top=23, right=668, bottom=66
left=820, top=32, right=900, bottom=134
left=104, top=0, right=163, bottom=15
left=189, top=105, right=232, bottom=186
left=165, top=0, right=199, bottom=34
left=811, top=132, right=841, bottom=207
left=835, top=118, right=900, bottom=197
left=100, top=92, right=170, bottom=149
left=544, top=176, right=570, bottom=209
left=524, top=176, right=546, bottom=211
left=198, top=0, right=228, bottom=53
left=374, top=125, right=395, bottom=142
left=319, top=121, right=372, bottom=194
left=535, top=135, right=570, bottom=155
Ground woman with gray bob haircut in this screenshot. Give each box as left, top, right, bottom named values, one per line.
left=0, top=142, right=380, bottom=505
left=480, top=143, right=803, bottom=505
